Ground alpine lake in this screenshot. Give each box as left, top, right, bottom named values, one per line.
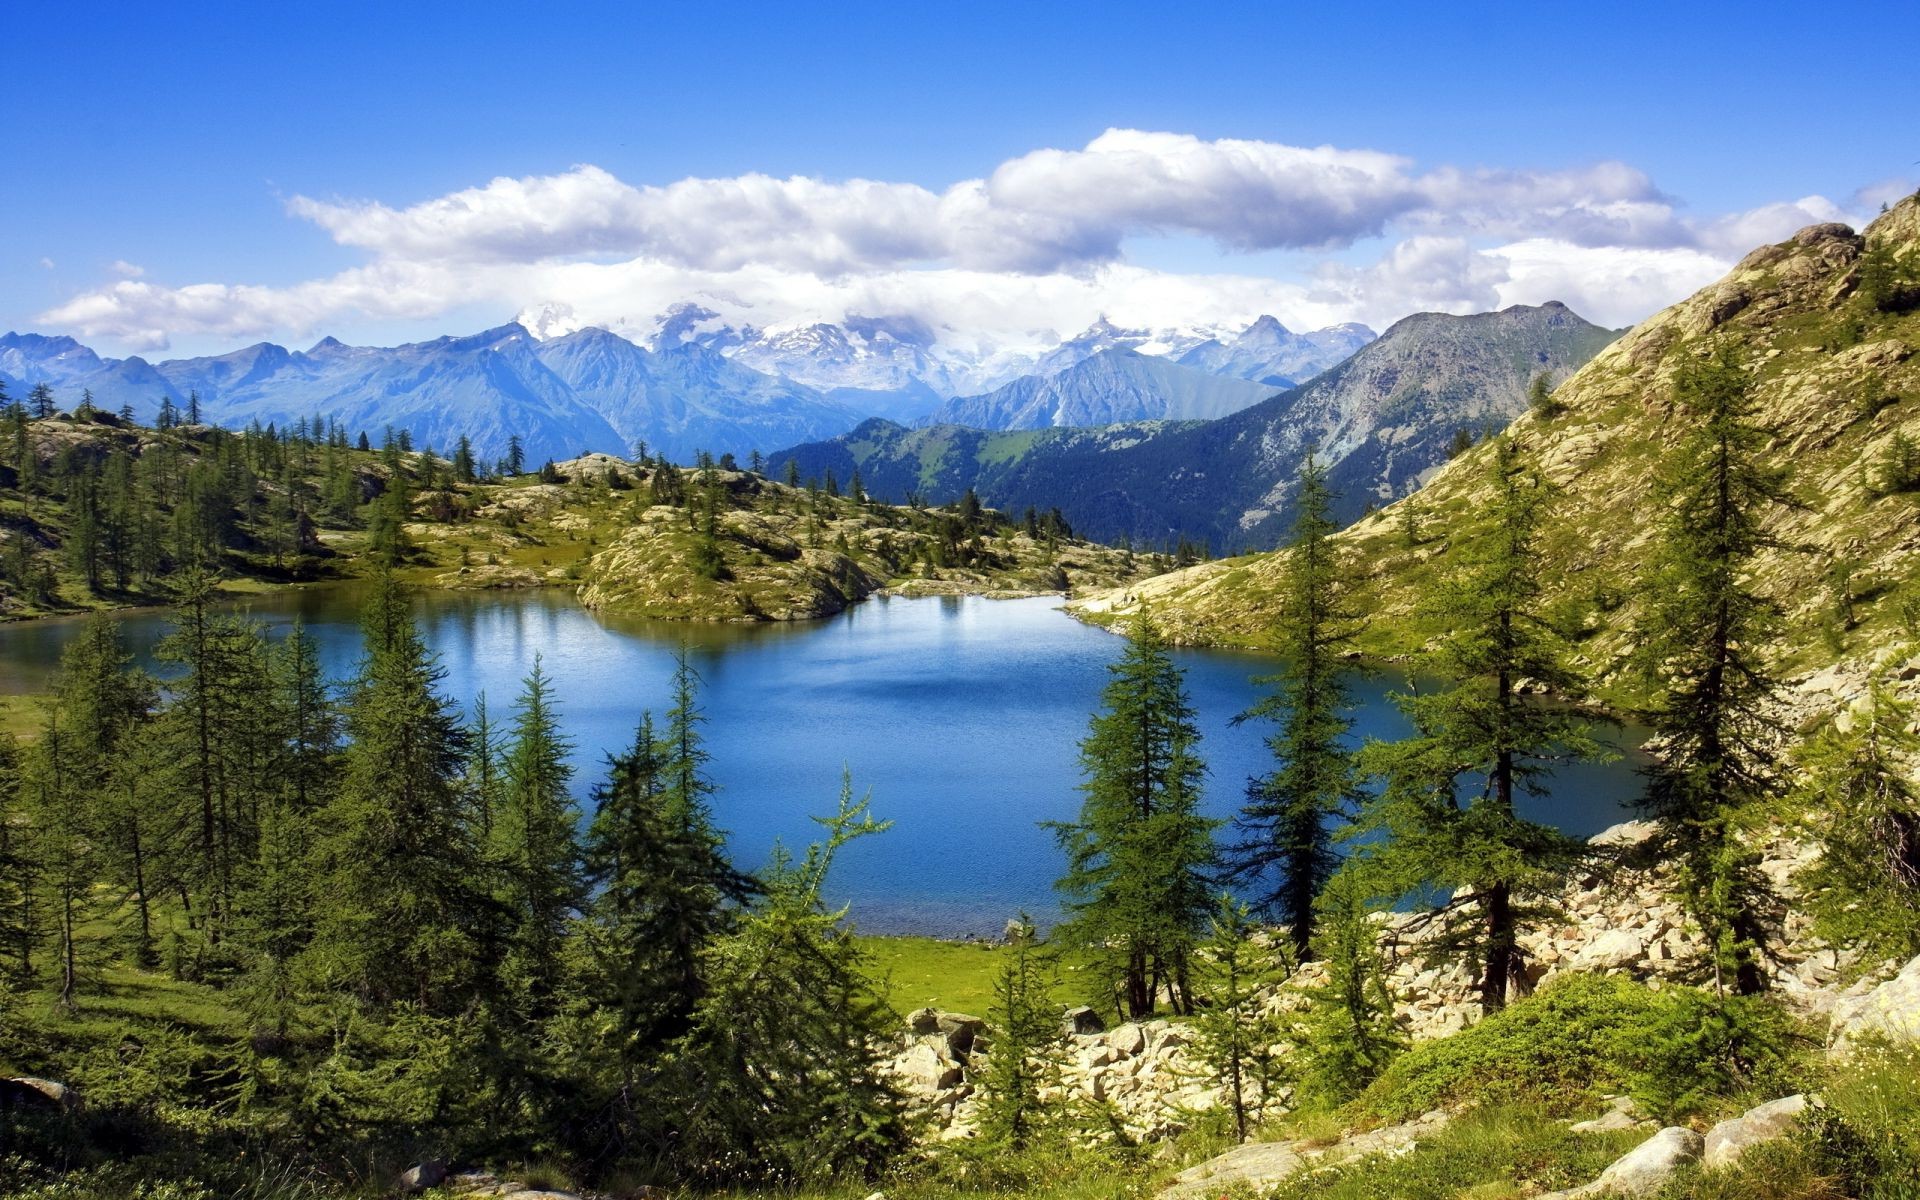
left=0, top=587, right=1649, bottom=937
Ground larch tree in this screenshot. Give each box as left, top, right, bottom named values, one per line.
left=1355, top=436, right=1601, bottom=1012
left=1228, top=450, right=1363, bottom=960
left=1049, top=610, right=1217, bottom=1018
left=1632, top=341, right=1794, bottom=996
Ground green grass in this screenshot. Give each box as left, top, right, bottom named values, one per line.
left=859, top=936, right=1096, bottom=1020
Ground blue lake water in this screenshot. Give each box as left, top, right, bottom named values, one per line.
left=0, top=589, right=1648, bottom=936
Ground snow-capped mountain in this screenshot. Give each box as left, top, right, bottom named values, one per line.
left=1176, top=316, right=1377, bottom=388
left=924, top=348, right=1282, bottom=431
left=1030, top=316, right=1227, bottom=378
left=0, top=324, right=863, bottom=466
left=0, top=307, right=1379, bottom=468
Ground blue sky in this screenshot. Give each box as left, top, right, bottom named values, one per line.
left=9, top=0, right=1916, bottom=358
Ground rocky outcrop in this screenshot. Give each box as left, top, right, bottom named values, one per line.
left=0, top=1076, right=81, bottom=1115
left=1703, top=1094, right=1808, bottom=1170
left=1829, top=951, right=1920, bottom=1054
left=1160, top=1108, right=1452, bottom=1198
left=887, top=1010, right=1215, bottom=1143
left=1550, top=1126, right=1704, bottom=1199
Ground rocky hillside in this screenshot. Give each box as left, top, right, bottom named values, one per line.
left=410, top=454, right=1157, bottom=622
left=774, top=302, right=1616, bottom=551
left=1079, top=197, right=1920, bottom=703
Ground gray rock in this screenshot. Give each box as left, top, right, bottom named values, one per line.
left=1063, top=1004, right=1105, bottom=1035
left=1569, top=1126, right=1703, bottom=1198
left=1161, top=1140, right=1307, bottom=1198
left=906, top=1006, right=940, bottom=1035
left=1704, top=1094, right=1807, bottom=1170
left=1829, top=953, right=1920, bottom=1055
left=938, top=1011, right=985, bottom=1057
left=397, top=1160, right=449, bottom=1193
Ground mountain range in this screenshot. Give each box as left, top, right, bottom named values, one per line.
left=0, top=312, right=1377, bottom=466
left=769, top=302, right=1619, bottom=551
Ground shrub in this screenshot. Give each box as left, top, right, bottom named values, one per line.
left=1358, top=974, right=1811, bottom=1124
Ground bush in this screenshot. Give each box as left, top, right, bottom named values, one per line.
left=1358, top=975, right=1811, bottom=1123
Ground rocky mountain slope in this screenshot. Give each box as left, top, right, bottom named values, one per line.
left=923, top=347, right=1281, bottom=430
left=772, top=302, right=1616, bottom=551
left=1077, top=197, right=1920, bottom=700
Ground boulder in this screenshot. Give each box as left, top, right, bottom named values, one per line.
left=1569, top=1094, right=1648, bottom=1134
left=0, top=1077, right=81, bottom=1115
left=938, top=1011, right=986, bottom=1057
left=906, top=1007, right=940, bottom=1035
left=1565, top=1126, right=1704, bottom=1198
left=1704, top=1094, right=1807, bottom=1170
left=1161, top=1140, right=1307, bottom=1198
left=1572, top=928, right=1645, bottom=972
left=397, top=1161, right=449, bottom=1193
left=1829, top=953, right=1920, bottom=1055
left=1063, top=1004, right=1105, bottom=1035
left=1107, top=1023, right=1147, bottom=1057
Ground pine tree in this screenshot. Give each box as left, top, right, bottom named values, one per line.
left=492, top=657, right=584, bottom=1011
left=1049, top=611, right=1217, bottom=1018
left=1355, top=436, right=1600, bottom=1012
left=452, top=435, right=476, bottom=484
left=28, top=382, right=55, bottom=420
left=1229, top=451, right=1362, bottom=959
left=664, top=774, right=906, bottom=1183
left=0, top=732, right=35, bottom=980
left=308, top=574, right=492, bottom=1012
left=30, top=616, right=152, bottom=1004
left=505, top=434, right=525, bottom=476
left=1632, top=341, right=1793, bottom=996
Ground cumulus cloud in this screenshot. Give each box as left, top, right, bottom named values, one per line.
left=38, top=128, right=1874, bottom=356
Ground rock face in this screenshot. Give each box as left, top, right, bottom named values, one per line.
left=1829, top=952, right=1920, bottom=1054
left=1703, top=1094, right=1808, bottom=1170
left=888, top=1010, right=1219, bottom=1142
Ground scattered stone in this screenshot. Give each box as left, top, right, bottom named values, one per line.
left=1569, top=1094, right=1648, bottom=1134
left=1704, top=1094, right=1808, bottom=1170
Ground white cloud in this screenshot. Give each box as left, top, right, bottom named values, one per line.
left=37, top=129, right=1876, bottom=357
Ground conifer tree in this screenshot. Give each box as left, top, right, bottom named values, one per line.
left=1793, top=682, right=1920, bottom=962
left=493, top=657, right=584, bottom=1010
left=1356, top=436, right=1599, bottom=1012
left=1190, top=896, right=1288, bottom=1142
left=977, top=916, right=1065, bottom=1149
left=1632, top=341, right=1793, bottom=996
left=308, top=574, right=492, bottom=1012
left=0, top=732, right=34, bottom=980
left=650, top=651, right=755, bottom=1008
left=665, top=774, right=906, bottom=1183
left=1049, top=611, right=1217, bottom=1018
left=1229, top=451, right=1362, bottom=959
left=1292, top=870, right=1401, bottom=1103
